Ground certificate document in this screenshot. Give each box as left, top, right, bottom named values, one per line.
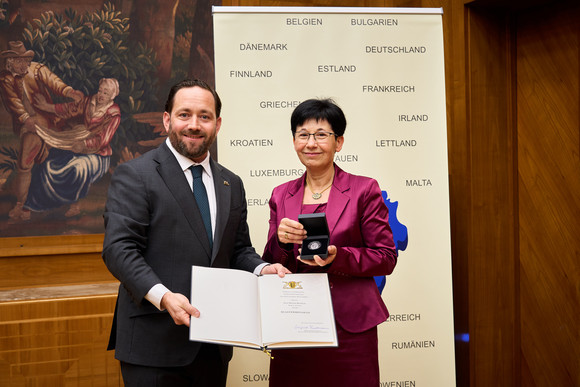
left=189, top=266, right=337, bottom=350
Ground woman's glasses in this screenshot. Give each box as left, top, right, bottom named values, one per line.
left=294, top=131, right=338, bottom=143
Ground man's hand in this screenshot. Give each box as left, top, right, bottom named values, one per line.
left=160, top=291, right=200, bottom=327
left=67, top=89, right=84, bottom=103
left=260, top=263, right=291, bottom=277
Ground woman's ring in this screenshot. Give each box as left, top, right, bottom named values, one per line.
left=284, top=232, right=289, bottom=239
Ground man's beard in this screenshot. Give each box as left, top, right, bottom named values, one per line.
left=168, top=123, right=216, bottom=161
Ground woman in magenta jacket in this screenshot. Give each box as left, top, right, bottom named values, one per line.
left=262, top=98, right=398, bottom=387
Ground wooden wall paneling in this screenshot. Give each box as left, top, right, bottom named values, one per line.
left=0, top=235, right=115, bottom=291
left=0, top=254, right=116, bottom=291
left=0, top=295, right=121, bottom=386
left=465, top=5, right=519, bottom=386
left=0, top=231, right=119, bottom=385
left=515, top=2, right=580, bottom=385
left=439, top=1, right=471, bottom=386
left=0, top=235, right=104, bottom=258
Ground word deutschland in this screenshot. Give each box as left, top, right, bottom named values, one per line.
left=366, top=45, right=426, bottom=54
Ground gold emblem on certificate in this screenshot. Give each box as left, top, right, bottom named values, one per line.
left=283, top=281, right=303, bottom=289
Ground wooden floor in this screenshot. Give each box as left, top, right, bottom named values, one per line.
left=0, top=283, right=122, bottom=387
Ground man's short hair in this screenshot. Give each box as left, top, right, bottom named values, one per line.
left=164, top=78, right=222, bottom=117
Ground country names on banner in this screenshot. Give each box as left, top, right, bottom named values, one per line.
left=214, top=7, right=455, bottom=386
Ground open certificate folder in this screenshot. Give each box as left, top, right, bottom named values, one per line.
left=189, top=266, right=338, bottom=350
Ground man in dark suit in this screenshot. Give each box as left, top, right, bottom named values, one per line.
left=102, top=78, right=289, bottom=386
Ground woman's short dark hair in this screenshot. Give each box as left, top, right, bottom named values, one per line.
left=290, top=98, right=347, bottom=136
left=164, top=78, right=222, bottom=117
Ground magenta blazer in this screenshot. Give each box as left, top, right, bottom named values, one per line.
left=262, top=164, right=398, bottom=333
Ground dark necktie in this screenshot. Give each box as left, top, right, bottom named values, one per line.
left=190, top=165, right=212, bottom=249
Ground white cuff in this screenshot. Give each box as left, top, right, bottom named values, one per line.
left=145, top=283, right=170, bottom=310
left=254, top=262, right=270, bottom=276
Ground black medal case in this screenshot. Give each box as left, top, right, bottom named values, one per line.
left=298, top=213, right=329, bottom=260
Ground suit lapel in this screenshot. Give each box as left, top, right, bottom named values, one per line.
left=155, top=143, right=212, bottom=257
left=284, top=175, right=305, bottom=220
left=211, top=159, right=229, bottom=263
left=326, top=166, right=350, bottom=236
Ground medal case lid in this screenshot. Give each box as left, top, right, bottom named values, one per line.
left=298, top=213, right=329, bottom=259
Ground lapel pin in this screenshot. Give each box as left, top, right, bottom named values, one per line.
left=223, top=180, right=230, bottom=186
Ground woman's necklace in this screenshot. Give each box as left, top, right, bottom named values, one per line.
left=306, top=177, right=333, bottom=200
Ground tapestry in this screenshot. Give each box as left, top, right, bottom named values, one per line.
left=0, top=0, right=219, bottom=237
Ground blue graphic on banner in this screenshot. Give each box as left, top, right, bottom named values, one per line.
left=375, top=190, right=408, bottom=293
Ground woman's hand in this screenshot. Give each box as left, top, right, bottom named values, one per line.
left=298, top=245, right=337, bottom=266
left=277, top=217, right=306, bottom=244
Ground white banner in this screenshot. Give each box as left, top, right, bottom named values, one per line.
left=213, top=6, right=455, bottom=386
